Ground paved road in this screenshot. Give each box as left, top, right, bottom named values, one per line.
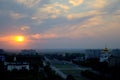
left=44, top=57, right=108, bottom=80
left=45, top=57, right=103, bottom=80
left=44, top=57, right=67, bottom=79
left=51, top=65, right=67, bottom=79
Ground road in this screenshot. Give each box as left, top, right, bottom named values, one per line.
left=44, top=57, right=67, bottom=79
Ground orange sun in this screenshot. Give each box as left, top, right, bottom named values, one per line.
left=15, top=36, right=25, bottom=42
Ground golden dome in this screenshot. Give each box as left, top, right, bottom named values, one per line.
left=103, top=47, right=109, bottom=52
left=101, top=47, right=110, bottom=54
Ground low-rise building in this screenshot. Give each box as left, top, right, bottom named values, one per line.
left=108, top=49, right=120, bottom=67
left=0, top=49, right=6, bottom=62
left=20, top=49, right=37, bottom=55
left=0, top=56, right=5, bottom=62
left=85, top=49, right=101, bottom=59
left=108, top=56, right=120, bottom=67
left=4, top=56, right=29, bottom=71
left=5, top=62, right=29, bottom=71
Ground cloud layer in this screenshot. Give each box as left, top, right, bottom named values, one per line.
left=0, top=0, right=120, bottom=49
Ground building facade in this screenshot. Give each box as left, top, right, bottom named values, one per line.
left=85, top=49, right=101, bottom=59
left=4, top=56, right=30, bottom=71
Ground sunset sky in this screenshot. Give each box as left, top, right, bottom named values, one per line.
left=0, top=0, right=120, bottom=49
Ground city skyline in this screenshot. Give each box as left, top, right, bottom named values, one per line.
left=0, top=0, right=120, bottom=49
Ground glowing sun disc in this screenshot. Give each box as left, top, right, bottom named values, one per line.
left=15, top=36, right=25, bottom=42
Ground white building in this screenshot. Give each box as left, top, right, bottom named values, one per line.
left=4, top=56, right=30, bottom=71
left=5, top=62, right=29, bottom=71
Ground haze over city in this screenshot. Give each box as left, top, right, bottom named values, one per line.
left=0, top=0, right=120, bottom=49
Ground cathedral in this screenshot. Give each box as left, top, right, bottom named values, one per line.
left=100, top=46, right=111, bottom=62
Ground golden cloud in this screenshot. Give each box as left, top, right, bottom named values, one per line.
left=20, top=26, right=30, bottom=31
left=86, top=0, right=107, bottom=9
left=66, top=10, right=103, bottom=20
left=16, top=0, right=41, bottom=8
left=31, top=34, right=42, bottom=39
left=69, top=0, right=83, bottom=6
left=9, top=11, right=26, bottom=19
left=31, top=33, right=57, bottom=39
left=43, top=15, right=103, bottom=39
left=41, top=2, right=70, bottom=15
left=32, top=2, right=70, bottom=22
